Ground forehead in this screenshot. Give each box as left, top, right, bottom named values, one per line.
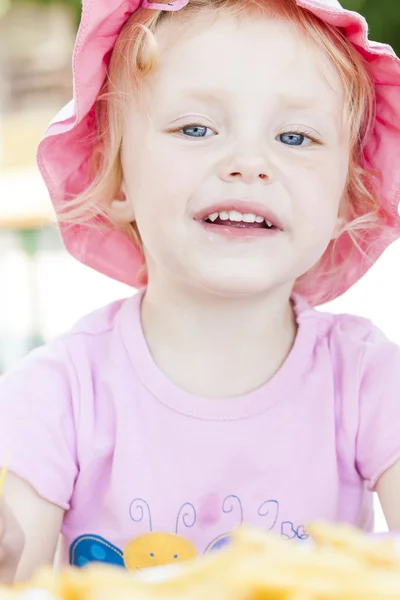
left=146, top=11, right=344, bottom=112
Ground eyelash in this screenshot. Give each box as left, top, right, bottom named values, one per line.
left=167, top=123, right=216, bottom=137
left=167, top=124, right=322, bottom=146
left=281, top=128, right=322, bottom=146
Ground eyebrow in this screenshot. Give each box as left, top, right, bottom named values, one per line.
left=178, top=89, right=336, bottom=111
left=279, top=96, right=325, bottom=109
left=172, top=89, right=342, bottom=132
left=276, top=94, right=340, bottom=114
left=177, top=89, right=230, bottom=106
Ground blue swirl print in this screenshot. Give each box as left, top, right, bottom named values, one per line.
left=129, top=498, right=153, bottom=531
left=175, top=502, right=197, bottom=534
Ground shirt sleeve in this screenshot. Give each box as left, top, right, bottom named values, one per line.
left=0, top=340, right=79, bottom=509
left=356, top=328, right=400, bottom=490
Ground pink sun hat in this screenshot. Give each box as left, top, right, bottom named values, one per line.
left=36, top=0, right=400, bottom=305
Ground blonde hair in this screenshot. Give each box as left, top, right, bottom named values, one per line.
left=62, top=0, right=378, bottom=296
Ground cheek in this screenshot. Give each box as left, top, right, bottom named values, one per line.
left=124, top=135, right=205, bottom=224
left=292, top=157, right=347, bottom=233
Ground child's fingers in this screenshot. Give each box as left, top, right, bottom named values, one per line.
left=0, top=457, right=10, bottom=498
left=0, top=510, right=5, bottom=565
left=0, top=498, right=5, bottom=541
left=0, top=502, right=24, bottom=582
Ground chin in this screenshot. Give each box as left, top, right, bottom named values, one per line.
left=188, top=268, right=280, bottom=298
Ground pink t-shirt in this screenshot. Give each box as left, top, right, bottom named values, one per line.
left=0, top=291, right=400, bottom=570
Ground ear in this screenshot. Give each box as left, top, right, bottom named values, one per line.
left=109, top=184, right=136, bottom=223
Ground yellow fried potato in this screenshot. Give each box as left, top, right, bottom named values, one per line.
left=1, top=523, right=400, bottom=599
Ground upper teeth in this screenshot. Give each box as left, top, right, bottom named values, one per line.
left=207, top=210, right=273, bottom=228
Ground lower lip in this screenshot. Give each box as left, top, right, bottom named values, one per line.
left=199, top=221, right=281, bottom=239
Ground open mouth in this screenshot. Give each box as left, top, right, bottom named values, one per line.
left=203, top=210, right=277, bottom=230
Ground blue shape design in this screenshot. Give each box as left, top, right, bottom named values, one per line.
left=205, top=534, right=232, bottom=554
left=281, top=521, right=298, bottom=540
left=281, top=522, right=309, bottom=540
left=70, top=534, right=125, bottom=568
left=296, top=526, right=310, bottom=541
left=91, top=544, right=107, bottom=561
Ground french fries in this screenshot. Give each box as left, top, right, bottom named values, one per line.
left=2, top=523, right=400, bottom=599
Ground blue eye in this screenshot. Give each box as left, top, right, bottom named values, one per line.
left=278, top=132, right=312, bottom=147
left=150, top=553, right=154, bottom=557
left=182, top=125, right=214, bottom=138
left=174, top=554, right=178, bottom=559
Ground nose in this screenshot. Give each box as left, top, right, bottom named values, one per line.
left=218, top=148, right=272, bottom=185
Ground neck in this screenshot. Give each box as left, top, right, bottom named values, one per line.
left=141, top=279, right=297, bottom=398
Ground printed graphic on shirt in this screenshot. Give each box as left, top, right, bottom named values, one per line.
left=69, top=495, right=309, bottom=569
left=124, top=532, right=198, bottom=569
left=70, top=535, right=125, bottom=568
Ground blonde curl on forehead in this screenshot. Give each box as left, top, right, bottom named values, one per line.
left=63, top=0, right=378, bottom=298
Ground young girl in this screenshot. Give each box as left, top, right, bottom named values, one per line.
left=1, top=0, right=400, bottom=584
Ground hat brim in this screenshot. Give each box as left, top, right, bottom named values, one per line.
left=37, top=0, right=400, bottom=304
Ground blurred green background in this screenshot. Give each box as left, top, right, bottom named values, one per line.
left=342, top=0, right=400, bottom=53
